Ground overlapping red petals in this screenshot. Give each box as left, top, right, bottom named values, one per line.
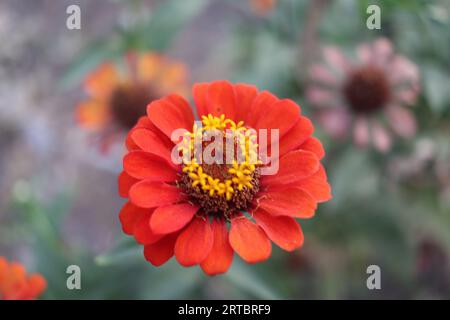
left=0, top=257, right=47, bottom=300
left=118, top=80, right=331, bottom=275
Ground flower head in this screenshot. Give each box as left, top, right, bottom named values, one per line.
left=307, top=38, right=420, bottom=152
left=250, top=0, right=277, bottom=16
left=0, top=257, right=46, bottom=300
left=76, top=52, right=188, bottom=151
left=119, top=80, right=331, bottom=275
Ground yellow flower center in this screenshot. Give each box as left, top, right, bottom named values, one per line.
left=177, top=114, right=261, bottom=216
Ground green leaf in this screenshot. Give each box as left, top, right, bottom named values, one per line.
left=423, top=64, right=450, bottom=114
left=95, top=236, right=142, bottom=266
left=328, top=147, right=379, bottom=210
left=138, top=0, right=208, bottom=51
left=224, top=259, right=281, bottom=299
left=60, top=0, right=207, bottom=90
left=59, top=36, right=124, bottom=90
left=139, top=261, right=204, bottom=299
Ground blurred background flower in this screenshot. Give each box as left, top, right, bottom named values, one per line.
left=0, top=257, right=46, bottom=300
left=0, top=0, right=449, bottom=299
left=250, top=0, right=278, bottom=16
left=307, top=38, right=420, bottom=152
left=76, top=52, right=188, bottom=152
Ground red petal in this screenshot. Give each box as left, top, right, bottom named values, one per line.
left=133, top=211, right=164, bottom=245
left=256, top=187, right=317, bottom=218
left=129, top=181, right=186, bottom=208
left=234, top=83, right=257, bottom=123
left=206, top=80, right=236, bottom=120
left=135, top=116, right=172, bottom=141
left=295, top=164, right=332, bottom=202
left=147, top=98, right=194, bottom=141
left=253, top=99, right=300, bottom=139
left=123, top=151, right=178, bottom=181
left=129, top=128, right=176, bottom=168
left=126, top=117, right=157, bottom=151
left=27, top=274, right=47, bottom=298
left=200, top=219, right=234, bottom=275
left=174, top=217, right=214, bottom=266
left=125, top=130, right=139, bottom=151
left=144, top=233, right=178, bottom=266
left=253, top=209, right=304, bottom=251
left=118, top=171, right=139, bottom=198
left=193, top=83, right=209, bottom=118
left=166, top=94, right=195, bottom=129
left=299, top=137, right=325, bottom=160
left=134, top=116, right=154, bottom=130
left=246, top=91, right=279, bottom=126
left=119, top=201, right=148, bottom=235
left=229, top=215, right=271, bottom=264
left=0, top=257, right=7, bottom=276
left=277, top=116, right=314, bottom=156
left=261, top=150, right=320, bottom=186
left=166, top=94, right=192, bottom=114
left=150, top=203, right=199, bottom=234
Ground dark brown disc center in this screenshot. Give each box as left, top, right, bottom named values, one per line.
left=343, top=65, right=391, bottom=114
left=110, top=84, right=156, bottom=129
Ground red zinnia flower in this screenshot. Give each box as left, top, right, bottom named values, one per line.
left=76, top=52, right=188, bottom=151
left=118, top=80, right=331, bottom=275
left=0, top=257, right=46, bottom=300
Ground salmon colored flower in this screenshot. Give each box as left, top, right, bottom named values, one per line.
left=0, top=257, right=46, bottom=300
left=250, top=0, right=277, bottom=16
left=76, top=52, right=188, bottom=151
left=307, top=38, right=420, bottom=152
left=118, top=80, right=331, bottom=275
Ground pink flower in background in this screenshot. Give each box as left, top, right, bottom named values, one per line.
left=307, top=38, right=420, bottom=152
